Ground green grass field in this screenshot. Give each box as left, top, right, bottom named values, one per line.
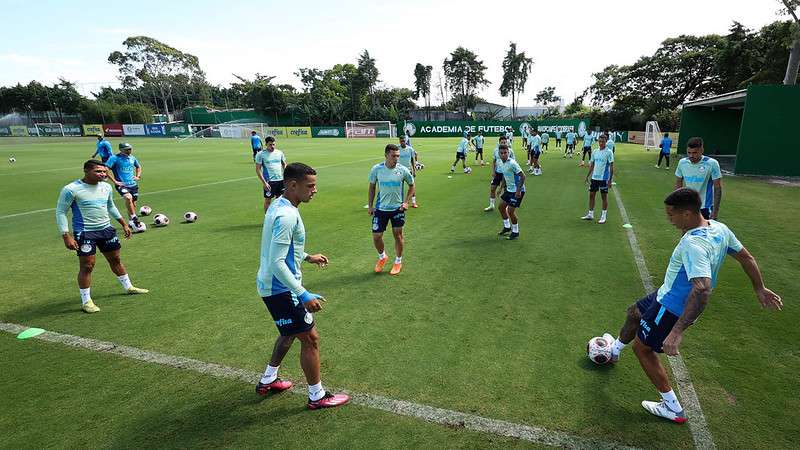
left=0, top=136, right=797, bottom=449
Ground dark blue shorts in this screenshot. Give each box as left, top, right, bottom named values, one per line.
left=501, top=190, right=525, bottom=208
left=372, top=208, right=405, bottom=233
left=263, top=180, right=285, bottom=199
left=491, top=172, right=504, bottom=186
left=583, top=146, right=592, bottom=154
left=115, top=185, right=139, bottom=201
left=589, top=179, right=609, bottom=193
left=636, top=291, right=679, bottom=353
left=74, top=227, right=121, bottom=256
left=455, top=152, right=466, bottom=160
left=532, top=148, right=541, bottom=159
left=475, top=148, right=483, bottom=155
left=262, top=291, right=315, bottom=337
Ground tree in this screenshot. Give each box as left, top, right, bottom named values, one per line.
left=413, top=63, right=433, bottom=120
left=357, top=50, right=380, bottom=112
left=108, top=36, right=207, bottom=117
left=499, top=43, right=533, bottom=118
left=443, top=47, right=489, bottom=117
left=534, top=86, right=562, bottom=115
left=779, top=0, right=800, bottom=84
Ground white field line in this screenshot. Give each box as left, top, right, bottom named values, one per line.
left=0, top=322, right=640, bottom=450
left=0, top=156, right=379, bottom=220
left=611, top=185, right=716, bottom=450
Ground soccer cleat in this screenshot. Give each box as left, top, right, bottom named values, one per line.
left=255, top=378, right=293, bottom=396
left=389, top=262, right=402, bottom=275
left=374, top=256, right=388, bottom=273
left=641, top=400, right=687, bottom=423
left=308, top=392, right=350, bottom=410
left=507, top=232, right=519, bottom=240
left=81, top=300, right=100, bottom=314
left=655, top=165, right=661, bottom=168
left=598, top=216, right=607, bottom=224
left=411, top=203, right=418, bottom=208
left=484, top=205, right=494, bottom=212
left=127, top=286, right=149, bottom=294
left=580, top=214, right=594, bottom=220
left=498, top=227, right=511, bottom=235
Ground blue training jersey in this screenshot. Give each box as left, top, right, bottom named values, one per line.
left=55, top=179, right=122, bottom=234
left=590, top=148, right=614, bottom=181
left=660, top=137, right=673, bottom=154
left=498, top=159, right=525, bottom=193
left=398, top=145, right=415, bottom=170
left=106, top=153, right=141, bottom=187
left=566, top=132, right=576, bottom=144
left=369, top=162, right=414, bottom=211
left=95, top=140, right=112, bottom=160
left=256, top=196, right=308, bottom=299
left=657, top=220, right=743, bottom=315
left=251, top=135, right=263, bottom=150
left=255, top=149, right=286, bottom=181
left=675, top=156, right=722, bottom=210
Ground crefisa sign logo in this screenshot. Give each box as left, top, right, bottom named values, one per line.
left=347, top=127, right=375, bottom=138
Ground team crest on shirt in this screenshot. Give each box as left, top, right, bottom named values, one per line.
left=698, top=165, right=706, bottom=173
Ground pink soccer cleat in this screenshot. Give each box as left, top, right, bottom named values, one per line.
left=255, top=378, right=293, bottom=396
left=308, top=392, right=350, bottom=410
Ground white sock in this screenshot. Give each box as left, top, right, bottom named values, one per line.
left=489, top=197, right=495, bottom=206
left=117, top=274, right=132, bottom=290
left=79, top=288, right=91, bottom=305
left=601, top=209, right=607, bottom=218
left=450, top=165, right=455, bottom=171
left=612, top=338, right=626, bottom=355
left=503, top=219, right=511, bottom=228
left=378, top=251, right=387, bottom=260
left=586, top=210, right=594, bottom=217
left=511, top=223, right=519, bottom=233
left=660, top=389, right=683, bottom=412
left=260, top=364, right=279, bottom=384
left=394, top=256, right=402, bottom=264
left=411, top=196, right=416, bottom=203
left=309, top=382, right=326, bottom=401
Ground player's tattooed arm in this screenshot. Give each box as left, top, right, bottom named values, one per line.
left=675, top=277, right=712, bottom=332
left=712, top=179, right=722, bottom=219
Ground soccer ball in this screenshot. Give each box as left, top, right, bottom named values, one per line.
left=139, top=205, right=152, bottom=216
left=183, top=211, right=198, bottom=223
left=586, top=334, right=614, bottom=365
left=153, top=213, right=170, bottom=227
left=129, top=219, right=146, bottom=233
left=415, top=161, right=425, bottom=171
left=8, top=156, right=15, bottom=164
left=463, top=167, right=472, bottom=174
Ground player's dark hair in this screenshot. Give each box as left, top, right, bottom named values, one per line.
left=664, top=132, right=669, bottom=137
left=687, top=137, right=703, bottom=149
left=283, top=162, right=316, bottom=182
left=385, top=144, right=399, bottom=154
left=264, top=136, right=275, bottom=144
left=499, top=144, right=509, bottom=151
left=251, top=130, right=257, bottom=135
left=499, top=135, right=507, bottom=142
left=84, top=159, right=106, bottom=171
left=664, top=188, right=701, bottom=213
left=96, top=135, right=103, bottom=140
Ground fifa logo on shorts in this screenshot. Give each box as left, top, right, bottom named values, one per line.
left=275, top=318, right=293, bottom=327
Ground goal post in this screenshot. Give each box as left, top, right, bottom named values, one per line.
left=179, top=122, right=271, bottom=141
left=345, top=121, right=395, bottom=138
left=33, top=123, right=64, bottom=137
left=643, top=121, right=662, bottom=151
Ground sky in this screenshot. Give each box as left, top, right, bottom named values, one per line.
left=0, top=0, right=787, bottom=108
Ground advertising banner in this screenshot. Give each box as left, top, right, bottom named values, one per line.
left=10, top=125, right=28, bottom=136
left=64, top=125, right=82, bottom=136
left=311, top=127, right=344, bottom=138
left=83, top=124, right=103, bottom=136
left=403, top=119, right=592, bottom=138
left=285, top=126, right=312, bottom=138
left=28, top=127, right=38, bottom=135
left=103, top=123, right=123, bottom=137
left=265, top=127, right=286, bottom=138
left=219, top=125, right=241, bottom=139
left=346, top=127, right=376, bottom=138
left=0, top=126, right=11, bottom=136
left=164, top=123, right=191, bottom=137
left=123, top=124, right=146, bottom=136
left=145, top=124, right=166, bottom=136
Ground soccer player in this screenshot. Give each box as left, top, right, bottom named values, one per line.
left=398, top=135, right=418, bottom=208
left=255, top=136, right=287, bottom=212
left=606, top=132, right=615, bottom=153
left=540, top=131, right=549, bottom=153
left=674, top=137, right=722, bottom=219
left=581, top=134, right=614, bottom=224
left=580, top=131, right=594, bottom=166
left=485, top=135, right=514, bottom=211
left=656, top=132, right=673, bottom=169
left=56, top=160, right=148, bottom=313
left=369, top=144, right=415, bottom=275
left=450, top=133, right=471, bottom=173
left=564, top=130, right=577, bottom=158
left=91, top=135, right=113, bottom=163
left=505, top=126, right=514, bottom=148
left=105, top=142, right=143, bottom=230
left=250, top=130, right=263, bottom=160
left=606, top=188, right=782, bottom=423
left=255, top=162, right=350, bottom=410
left=527, top=130, right=542, bottom=175
left=496, top=144, right=526, bottom=240
left=472, top=131, right=485, bottom=166
left=555, top=130, right=562, bottom=148
left=404, top=130, right=412, bottom=147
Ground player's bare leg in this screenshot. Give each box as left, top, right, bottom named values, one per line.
left=498, top=202, right=511, bottom=235
left=373, top=232, right=388, bottom=272
left=634, top=338, right=686, bottom=423
left=390, top=227, right=404, bottom=275
left=582, top=191, right=596, bottom=220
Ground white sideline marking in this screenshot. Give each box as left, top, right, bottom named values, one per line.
left=0, top=321, right=640, bottom=450
left=0, top=157, right=379, bottom=220
left=611, top=185, right=716, bottom=450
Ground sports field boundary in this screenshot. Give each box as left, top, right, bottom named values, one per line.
left=0, top=321, right=640, bottom=450
left=611, top=185, right=716, bottom=450
left=0, top=156, right=380, bottom=220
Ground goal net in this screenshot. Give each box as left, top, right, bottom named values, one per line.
left=34, top=123, right=64, bottom=137
left=643, top=121, right=662, bottom=151
left=180, top=122, right=271, bottom=141
left=345, top=121, right=395, bottom=138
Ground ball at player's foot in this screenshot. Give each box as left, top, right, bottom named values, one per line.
left=183, top=211, right=198, bottom=222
